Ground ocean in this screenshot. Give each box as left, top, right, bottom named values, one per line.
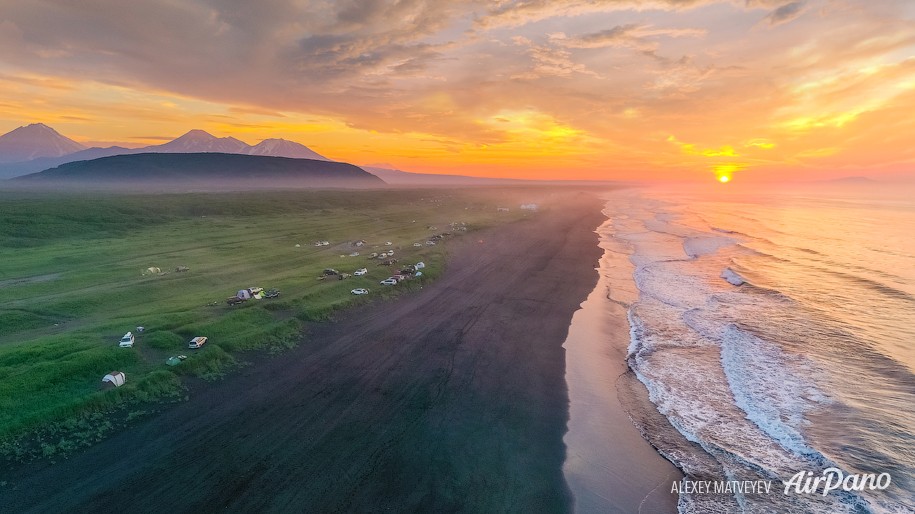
left=593, top=185, right=914, bottom=513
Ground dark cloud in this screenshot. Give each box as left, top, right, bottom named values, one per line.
left=764, top=1, right=807, bottom=26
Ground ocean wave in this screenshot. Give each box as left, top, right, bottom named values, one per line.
left=719, top=324, right=831, bottom=459
left=604, top=191, right=915, bottom=513
left=683, top=236, right=738, bottom=258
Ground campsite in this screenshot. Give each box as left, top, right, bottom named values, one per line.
left=0, top=187, right=533, bottom=460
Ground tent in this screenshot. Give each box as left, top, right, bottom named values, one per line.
left=166, top=356, right=182, bottom=366
left=102, top=371, right=126, bottom=387
left=237, top=289, right=252, bottom=300
left=145, top=267, right=161, bottom=275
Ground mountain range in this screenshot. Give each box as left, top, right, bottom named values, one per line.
left=14, top=152, right=383, bottom=190
left=0, top=123, right=540, bottom=187
left=0, top=124, right=330, bottom=179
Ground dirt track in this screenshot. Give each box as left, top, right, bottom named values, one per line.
left=2, top=192, right=605, bottom=513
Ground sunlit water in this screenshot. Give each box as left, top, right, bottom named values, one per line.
left=605, top=186, right=915, bottom=513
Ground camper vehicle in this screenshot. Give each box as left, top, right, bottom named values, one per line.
left=380, top=278, right=398, bottom=286
left=354, top=268, right=368, bottom=276
left=351, top=288, right=369, bottom=295
left=118, top=332, right=135, bottom=348
left=188, top=336, right=208, bottom=349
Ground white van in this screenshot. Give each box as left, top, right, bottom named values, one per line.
left=118, top=332, right=135, bottom=348
left=188, top=336, right=208, bottom=349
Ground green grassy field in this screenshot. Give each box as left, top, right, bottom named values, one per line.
left=0, top=188, right=529, bottom=459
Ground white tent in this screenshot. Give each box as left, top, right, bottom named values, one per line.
left=237, top=289, right=252, bottom=300
left=102, top=371, right=126, bottom=387
left=144, top=267, right=161, bottom=275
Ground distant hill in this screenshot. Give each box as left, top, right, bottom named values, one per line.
left=13, top=153, right=385, bottom=190
left=363, top=167, right=527, bottom=186
left=0, top=125, right=331, bottom=178
left=0, top=123, right=86, bottom=163
left=245, top=138, right=329, bottom=160
left=821, top=176, right=878, bottom=184
left=0, top=146, right=132, bottom=179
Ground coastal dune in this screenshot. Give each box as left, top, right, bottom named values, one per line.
left=3, top=191, right=606, bottom=512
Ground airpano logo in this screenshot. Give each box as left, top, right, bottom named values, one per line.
left=783, top=468, right=892, bottom=496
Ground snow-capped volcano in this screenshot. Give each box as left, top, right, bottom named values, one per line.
left=0, top=125, right=336, bottom=178
left=245, top=138, right=328, bottom=161
left=144, top=129, right=249, bottom=154
left=0, top=123, right=86, bottom=163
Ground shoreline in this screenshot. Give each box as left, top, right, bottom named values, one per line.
left=562, top=208, right=682, bottom=513
left=2, top=191, right=605, bottom=512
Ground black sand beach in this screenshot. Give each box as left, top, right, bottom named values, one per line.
left=1, top=191, right=605, bottom=513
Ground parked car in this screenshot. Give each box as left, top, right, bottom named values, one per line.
left=426, top=241, right=436, bottom=246
left=351, top=288, right=369, bottom=295
left=118, top=332, right=135, bottom=348
left=323, top=268, right=340, bottom=276
left=392, top=274, right=406, bottom=282
left=413, top=242, right=422, bottom=247
left=264, top=288, right=280, bottom=299
left=385, top=241, right=393, bottom=246
left=380, top=278, right=398, bottom=286
left=188, top=336, right=208, bottom=349
left=354, top=268, right=368, bottom=276
left=227, top=296, right=246, bottom=306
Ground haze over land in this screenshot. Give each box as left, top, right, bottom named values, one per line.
left=0, top=123, right=534, bottom=186
left=0, top=0, right=913, bottom=183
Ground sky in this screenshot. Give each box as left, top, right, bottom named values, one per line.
left=0, top=0, right=913, bottom=182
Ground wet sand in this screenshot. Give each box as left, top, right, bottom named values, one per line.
left=562, top=214, right=682, bottom=513
left=2, top=191, right=605, bottom=513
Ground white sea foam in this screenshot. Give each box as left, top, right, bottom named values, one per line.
left=683, top=236, right=737, bottom=258
left=720, top=267, right=745, bottom=286
left=719, top=324, right=830, bottom=459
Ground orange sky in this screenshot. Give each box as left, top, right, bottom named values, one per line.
left=0, top=0, right=913, bottom=182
